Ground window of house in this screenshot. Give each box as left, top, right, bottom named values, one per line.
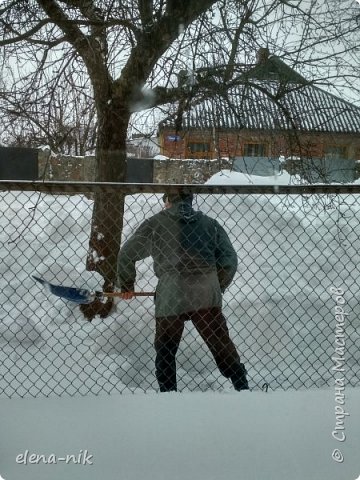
left=187, top=142, right=210, bottom=153
left=243, top=143, right=267, bottom=157
left=324, top=145, right=347, bottom=160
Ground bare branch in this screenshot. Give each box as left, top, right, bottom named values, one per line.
left=114, top=0, right=218, bottom=97
left=0, top=18, right=51, bottom=46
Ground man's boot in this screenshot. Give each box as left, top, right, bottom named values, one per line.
left=230, top=363, right=249, bottom=391
left=155, top=345, right=178, bottom=392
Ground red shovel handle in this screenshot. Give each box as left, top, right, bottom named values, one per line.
left=103, top=292, right=155, bottom=298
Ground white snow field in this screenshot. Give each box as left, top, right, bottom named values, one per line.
left=0, top=387, right=359, bottom=480
left=1, top=171, right=359, bottom=396
left=0, top=169, right=359, bottom=479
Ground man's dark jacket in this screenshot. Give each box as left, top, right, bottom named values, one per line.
left=117, top=201, right=238, bottom=317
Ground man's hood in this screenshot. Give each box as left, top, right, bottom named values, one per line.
left=166, top=201, right=202, bottom=223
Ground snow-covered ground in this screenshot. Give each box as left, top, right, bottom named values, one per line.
left=1, top=387, right=359, bottom=480
left=0, top=169, right=360, bottom=478
left=207, top=168, right=360, bottom=185
left=206, top=168, right=295, bottom=185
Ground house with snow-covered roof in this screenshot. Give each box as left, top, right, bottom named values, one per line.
left=159, top=49, right=360, bottom=181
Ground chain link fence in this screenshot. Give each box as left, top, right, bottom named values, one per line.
left=0, top=181, right=359, bottom=398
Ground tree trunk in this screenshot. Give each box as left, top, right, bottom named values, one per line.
left=80, top=101, right=130, bottom=320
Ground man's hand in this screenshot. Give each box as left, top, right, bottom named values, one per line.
left=119, top=291, right=135, bottom=300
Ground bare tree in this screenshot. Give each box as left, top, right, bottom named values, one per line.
left=1, top=80, right=97, bottom=155
left=0, top=0, right=359, bottom=318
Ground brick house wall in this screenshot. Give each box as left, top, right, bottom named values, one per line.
left=160, top=128, right=360, bottom=161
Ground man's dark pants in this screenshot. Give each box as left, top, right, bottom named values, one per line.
left=154, top=307, right=245, bottom=392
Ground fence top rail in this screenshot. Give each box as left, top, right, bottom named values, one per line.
left=1, top=180, right=360, bottom=195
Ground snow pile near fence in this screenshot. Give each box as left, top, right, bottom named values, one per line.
left=206, top=168, right=295, bottom=185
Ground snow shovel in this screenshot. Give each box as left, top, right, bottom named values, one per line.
left=33, top=276, right=155, bottom=305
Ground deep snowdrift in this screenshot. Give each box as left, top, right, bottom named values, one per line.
left=1, top=171, right=360, bottom=396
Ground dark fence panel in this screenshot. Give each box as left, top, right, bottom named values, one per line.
left=0, top=182, right=359, bottom=398
left=126, top=157, right=154, bottom=183
left=0, top=147, right=38, bottom=180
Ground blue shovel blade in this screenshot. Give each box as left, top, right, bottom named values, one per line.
left=33, top=276, right=94, bottom=304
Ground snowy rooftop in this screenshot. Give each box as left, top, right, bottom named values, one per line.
left=161, top=56, right=360, bottom=134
